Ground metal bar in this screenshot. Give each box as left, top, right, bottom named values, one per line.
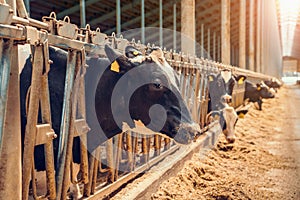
left=256, top=0, right=261, bottom=73
left=106, top=138, right=115, bottom=183
left=141, top=0, right=145, bottom=44
left=16, top=0, right=28, bottom=18
left=6, top=0, right=16, bottom=15
left=201, top=24, right=204, bottom=58
left=217, top=35, right=221, bottom=62
left=60, top=52, right=82, bottom=200
left=0, top=39, right=12, bottom=152
left=249, top=0, right=255, bottom=71
left=116, top=0, right=121, bottom=35
left=126, top=131, right=133, bottom=172
left=173, top=2, right=177, bottom=51
left=55, top=50, right=77, bottom=200
left=24, top=0, right=30, bottom=16
left=181, top=0, right=195, bottom=56
left=213, top=31, right=216, bottom=61
left=159, top=0, right=163, bottom=47
left=239, top=0, right=246, bottom=68
left=22, top=44, right=43, bottom=200
left=207, top=29, right=210, bottom=59
left=0, top=43, right=21, bottom=200
left=80, top=0, right=86, bottom=28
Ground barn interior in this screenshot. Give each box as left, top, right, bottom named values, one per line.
left=25, top=0, right=300, bottom=78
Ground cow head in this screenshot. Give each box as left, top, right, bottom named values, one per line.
left=99, top=45, right=200, bottom=144
left=256, top=82, right=275, bottom=99
left=207, top=70, right=245, bottom=143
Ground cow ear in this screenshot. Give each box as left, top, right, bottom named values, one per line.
left=207, top=74, right=216, bottom=82
left=125, top=46, right=143, bottom=58
left=105, top=45, right=134, bottom=73
left=235, top=75, right=246, bottom=85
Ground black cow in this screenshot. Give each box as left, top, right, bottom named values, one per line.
left=244, top=80, right=275, bottom=110
left=20, top=45, right=200, bottom=172
left=207, top=69, right=246, bottom=143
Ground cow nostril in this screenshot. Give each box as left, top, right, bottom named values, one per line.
left=154, top=83, right=162, bottom=89
left=226, top=137, right=235, bottom=143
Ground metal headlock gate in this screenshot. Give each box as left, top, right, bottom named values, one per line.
left=0, top=1, right=275, bottom=200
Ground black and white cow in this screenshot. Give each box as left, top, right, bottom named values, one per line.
left=263, top=78, right=282, bottom=92
left=244, top=80, right=275, bottom=110
left=20, top=45, right=200, bottom=173
left=207, top=69, right=246, bottom=143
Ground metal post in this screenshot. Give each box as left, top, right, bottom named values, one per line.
left=201, top=24, right=204, bottom=58
left=239, top=0, right=246, bottom=69
left=22, top=44, right=44, bottom=200
left=173, top=2, right=177, bottom=51
left=24, top=0, right=30, bottom=16
left=256, top=0, right=261, bottom=73
left=181, top=0, right=195, bottom=56
left=207, top=29, right=210, bottom=59
left=213, top=31, right=216, bottom=61
left=0, top=42, right=21, bottom=200
left=218, top=35, right=221, bottom=62
left=56, top=50, right=77, bottom=200
left=221, top=0, right=230, bottom=64
left=249, top=0, right=255, bottom=71
left=141, top=0, right=145, bottom=44
left=116, top=0, right=121, bottom=35
left=159, top=0, right=163, bottom=47
left=80, top=0, right=86, bottom=28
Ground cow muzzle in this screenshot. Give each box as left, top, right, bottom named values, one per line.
left=173, top=123, right=201, bottom=144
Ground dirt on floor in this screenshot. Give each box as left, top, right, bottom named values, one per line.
left=151, top=85, right=300, bottom=200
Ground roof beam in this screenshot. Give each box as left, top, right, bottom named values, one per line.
left=89, top=0, right=140, bottom=26
left=57, top=0, right=101, bottom=19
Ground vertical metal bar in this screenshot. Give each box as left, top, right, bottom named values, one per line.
left=0, top=42, right=21, bottom=200
left=22, top=44, right=43, bottom=200
left=159, top=0, right=163, bottom=47
left=0, top=39, right=12, bottom=152
left=221, top=0, right=230, bottom=64
left=116, top=0, right=121, bottom=35
left=213, top=31, right=216, bottom=61
left=16, top=0, right=29, bottom=18
left=24, top=0, right=30, bottom=16
left=217, top=35, right=221, bottom=62
left=55, top=50, right=77, bottom=200
left=106, top=139, right=115, bottom=183
left=249, top=0, right=255, bottom=71
left=173, top=2, right=177, bottom=51
left=80, top=0, right=86, bottom=28
left=207, top=29, right=210, bottom=59
left=201, top=24, right=204, bottom=58
left=181, top=0, right=195, bottom=55
left=256, top=0, right=261, bottom=73
left=239, top=0, right=246, bottom=69
left=126, top=131, right=133, bottom=171
left=141, top=0, right=145, bottom=44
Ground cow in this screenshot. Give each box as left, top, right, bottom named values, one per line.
left=244, top=80, right=275, bottom=110
left=20, top=45, right=201, bottom=198
left=263, top=78, right=282, bottom=92
left=206, top=69, right=246, bottom=143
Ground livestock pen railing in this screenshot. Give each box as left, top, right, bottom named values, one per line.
left=0, top=1, right=275, bottom=200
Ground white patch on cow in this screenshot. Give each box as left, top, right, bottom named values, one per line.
left=220, top=70, right=232, bottom=83
left=222, top=105, right=238, bottom=143
left=129, top=55, right=146, bottom=63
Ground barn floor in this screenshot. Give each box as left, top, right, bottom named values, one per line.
left=149, top=84, right=300, bottom=200
left=111, top=84, right=300, bottom=200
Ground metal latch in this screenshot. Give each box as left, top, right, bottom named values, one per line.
left=56, top=16, right=78, bottom=39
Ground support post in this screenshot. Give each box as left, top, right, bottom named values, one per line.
left=213, top=31, right=216, bottom=61
left=201, top=24, right=204, bottom=58
left=173, top=2, right=177, bottom=51
left=80, top=0, right=86, bottom=28
left=239, top=0, right=246, bottom=69
left=159, top=0, right=163, bottom=47
left=249, top=0, right=255, bottom=71
left=207, top=28, right=210, bottom=59
left=141, top=0, right=145, bottom=44
left=181, top=0, right=195, bottom=56
left=256, top=0, right=261, bottom=73
left=221, top=0, right=230, bottom=64
left=116, top=0, right=121, bottom=35
left=0, top=42, right=21, bottom=200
